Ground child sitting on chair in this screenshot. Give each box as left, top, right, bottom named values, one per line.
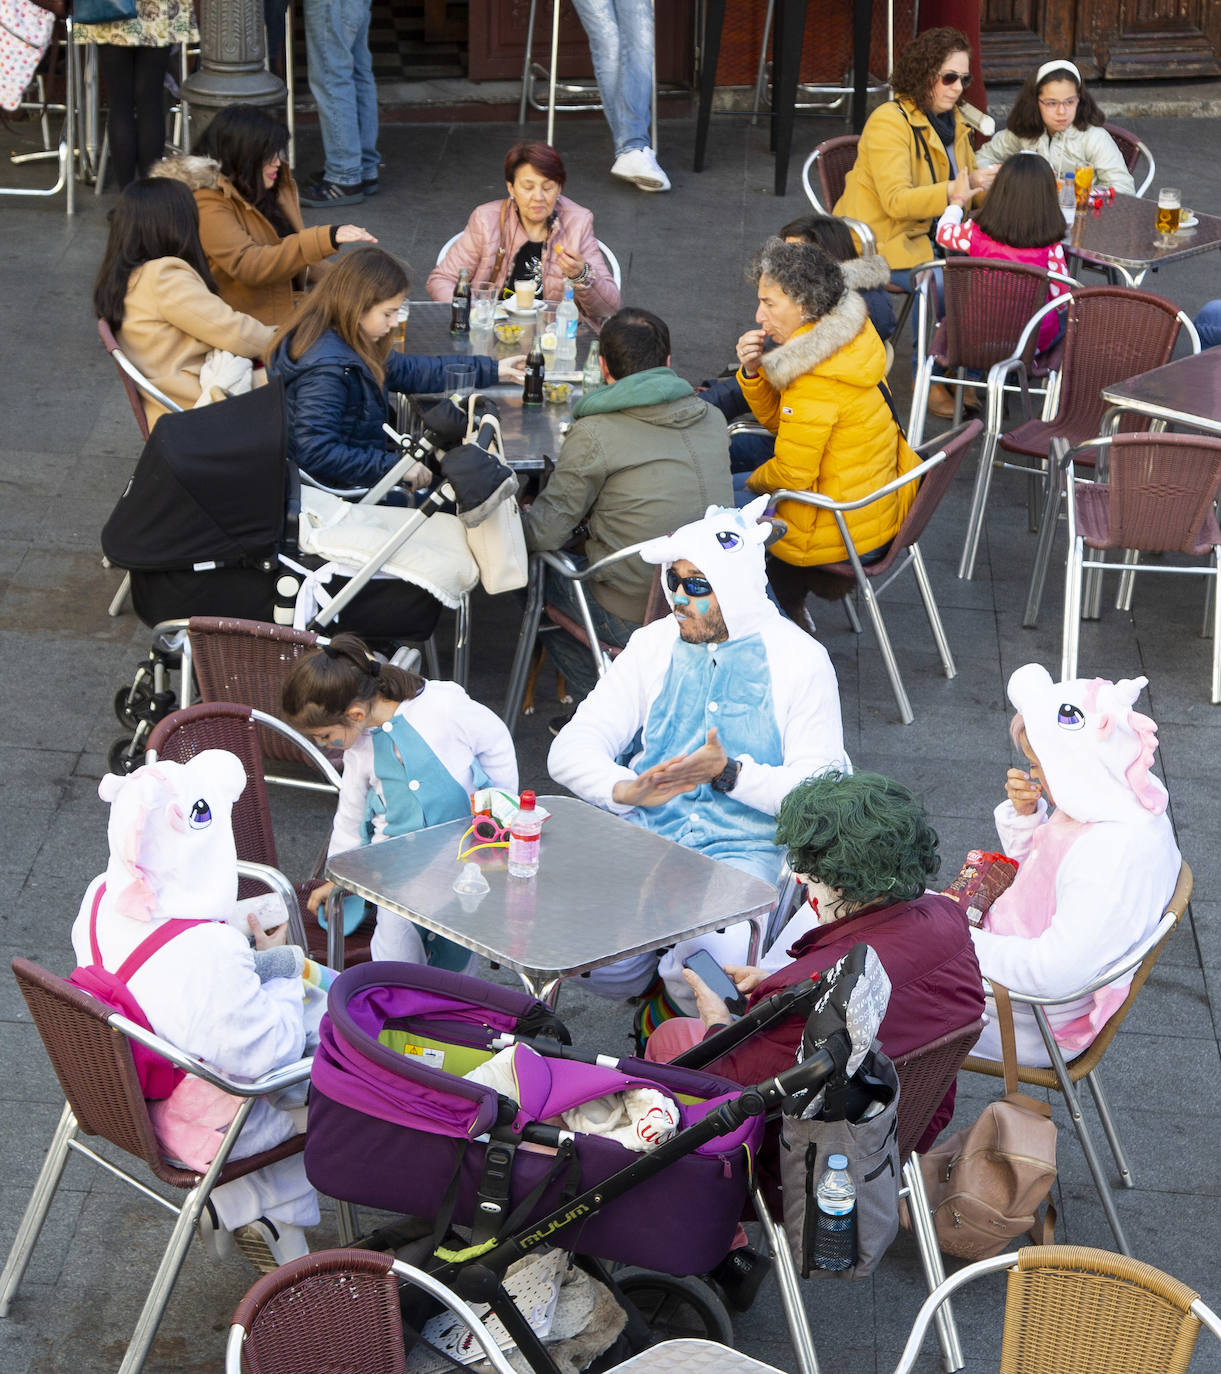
left=970, top=664, right=1181, bottom=1065
left=282, top=633, right=519, bottom=967
left=72, top=751, right=322, bottom=1272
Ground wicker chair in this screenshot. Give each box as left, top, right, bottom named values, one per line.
left=962, top=861, right=1193, bottom=1255
left=1, top=955, right=312, bottom=1374
left=1105, top=122, right=1156, bottom=198
left=908, top=258, right=1076, bottom=449
left=958, top=285, right=1195, bottom=580
left=225, top=1248, right=517, bottom=1374
left=142, top=702, right=372, bottom=967
left=892, top=1245, right=1221, bottom=1374
left=768, top=419, right=983, bottom=725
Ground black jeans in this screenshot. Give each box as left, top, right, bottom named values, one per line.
left=97, top=43, right=172, bottom=189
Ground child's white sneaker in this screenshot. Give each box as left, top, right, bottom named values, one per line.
left=196, top=1198, right=234, bottom=1260
left=611, top=147, right=671, bottom=192
left=233, top=1216, right=310, bottom=1274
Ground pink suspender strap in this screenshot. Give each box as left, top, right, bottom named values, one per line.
left=88, top=883, right=211, bottom=983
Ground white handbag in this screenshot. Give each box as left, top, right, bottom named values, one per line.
left=0, top=0, right=53, bottom=112
left=459, top=393, right=529, bottom=594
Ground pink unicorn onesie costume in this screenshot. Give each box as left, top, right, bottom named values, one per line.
left=971, top=663, right=1181, bottom=1065
left=71, top=751, right=320, bottom=1262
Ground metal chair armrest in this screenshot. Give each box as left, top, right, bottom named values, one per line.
left=109, top=1013, right=313, bottom=1097
left=249, top=709, right=342, bottom=790
left=727, top=418, right=771, bottom=438
left=537, top=539, right=653, bottom=582
left=770, top=452, right=945, bottom=515
left=980, top=911, right=1177, bottom=1008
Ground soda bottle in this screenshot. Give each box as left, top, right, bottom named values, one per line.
left=812, top=1153, right=856, bottom=1271
left=522, top=335, right=545, bottom=406
left=507, top=791, right=543, bottom=877
left=555, top=284, right=578, bottom=370
left=582, top=340, right=603, bottom=391
left=451, top=267, right=471, bottom=334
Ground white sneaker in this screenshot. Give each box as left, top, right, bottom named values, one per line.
left=611, top=146, right=671, bottom=192
left=233, top=1216, right=310, bottom=1274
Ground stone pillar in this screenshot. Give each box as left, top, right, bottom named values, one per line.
left=181, top=0, right=287, bottom=112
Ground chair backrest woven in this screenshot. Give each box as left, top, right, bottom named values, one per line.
left=1103, top=123, right=1143, bottom=174
left=232, top=1249, right=407, bottom=1374
left=939, top=259, right=1055, bottom=372
left=188, top=617, right=324, bottom=766
left=145, top=702, right=280, bottom=900
left=1068, top=862, right=1191, bottom=1075
left=893, top=1017, right=984, bottom=1158
left=12, top=957, right=195, bottom=1186
left=1000, top=1246, right=1202, bottom=1374
left=97, top=317, right=152, bottom=443
left=1051, top=287, right=1183, bottom=447
left=868, top=419, right=983, bottom=576
left=815, top=135, right=861, bottom=209
left=1101, top=438, right=1221, bottom=554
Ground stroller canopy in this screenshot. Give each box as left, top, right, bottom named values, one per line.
left=102, top=381, right=287, bottom=572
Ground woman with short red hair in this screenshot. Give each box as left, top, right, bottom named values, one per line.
left=426, top=141, right=620, bottom=326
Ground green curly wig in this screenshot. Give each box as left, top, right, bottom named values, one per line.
left=775, top=770, right=941, bottom=908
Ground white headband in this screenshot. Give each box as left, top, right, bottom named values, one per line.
left=1036, top=59, right=1081, bottom=85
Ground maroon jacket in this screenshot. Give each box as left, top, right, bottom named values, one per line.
left=705, top=892, right=985, bottom=1148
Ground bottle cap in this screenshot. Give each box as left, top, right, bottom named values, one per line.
left=828, top=1154, right=849, bottom=1170
left=519, top=790, right=536, bottom=810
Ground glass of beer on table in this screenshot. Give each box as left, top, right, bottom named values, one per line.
left=1074, top=165, right=1093, bottom=208
left=1157, top=187, right=1182, bottom=236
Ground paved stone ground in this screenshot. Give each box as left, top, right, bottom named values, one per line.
left=0, top=105, right=1218, bottom=1374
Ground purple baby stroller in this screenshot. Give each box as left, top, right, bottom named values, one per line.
left=305, top=960, right=870, bottom=1371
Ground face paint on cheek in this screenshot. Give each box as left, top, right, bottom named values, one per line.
left=693, top=598, right=712, bottom=616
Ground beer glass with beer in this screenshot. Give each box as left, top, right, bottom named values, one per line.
left=1157, top=187, right=1182, bottom=236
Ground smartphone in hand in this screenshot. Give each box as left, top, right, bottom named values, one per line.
left=683, top=949, right=748, bottom=1018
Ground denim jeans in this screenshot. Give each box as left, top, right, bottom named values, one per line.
left=1195, top=299, right=1221, bottom=349
left=540, top=561, right=639, bottom=701
left=303, top=0, right=379, bottom=185
left=570, top=0, right=654, bottom=155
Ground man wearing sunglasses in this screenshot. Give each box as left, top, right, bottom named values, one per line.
left=521, top=307, right=733, bottom=702
left=549, top=497, right=849, bottom=1016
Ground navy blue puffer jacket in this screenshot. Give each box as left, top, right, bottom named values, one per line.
left=270, top=330, right=499, bottom=490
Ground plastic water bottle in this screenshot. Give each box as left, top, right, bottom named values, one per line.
left=1058, top=172, right=1077, bottom=231
left=507, top=791, right=543, bottom=877
left=582, top=340, right=602, bottom=391
left=812, top=1153, right=857, bottom=1271
left=555, top=284, right=578, bottom=370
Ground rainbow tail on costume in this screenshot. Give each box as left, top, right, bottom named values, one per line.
left=632, top=976, right=684, bottom=1053
left=303, top=959, right=338, bottom=992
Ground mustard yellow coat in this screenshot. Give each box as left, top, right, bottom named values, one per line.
left=834, top=97, right=978, bottom=270
left=741, top=291, right=919, bottom=567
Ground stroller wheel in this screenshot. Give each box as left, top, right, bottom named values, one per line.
left=612, top=1268, right=734, bottom=1346
left=114, top=683, right=153, bottom=728
left=108, top=737, right=142, bottom=775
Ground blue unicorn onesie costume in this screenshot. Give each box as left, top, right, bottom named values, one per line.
left=327, top=680, right=518, bottom=966
left=549, top=496, right=850, bottom=1012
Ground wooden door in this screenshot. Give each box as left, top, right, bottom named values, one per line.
left=469, top=0, right=695, bottom=85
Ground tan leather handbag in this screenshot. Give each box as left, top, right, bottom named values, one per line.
left=913, top=983, right=1058, bottom=1260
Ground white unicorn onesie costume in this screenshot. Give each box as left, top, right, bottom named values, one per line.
left=549, top=497, right=850, bottom=1012
left=971, top=664, right=1181, bottom=1065
left=71, top=751, right=320, bottom=1264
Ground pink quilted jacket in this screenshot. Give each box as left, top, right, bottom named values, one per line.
left=425, top=194, right=620, bottom=326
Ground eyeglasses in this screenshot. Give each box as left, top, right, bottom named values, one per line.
left=666, top=569, right=714, bottom=597
left=938, top=70, right=971, bottom=87
left=1038, top=96, right=1080, bottom=110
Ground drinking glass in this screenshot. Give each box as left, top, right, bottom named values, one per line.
left=444, top=363, right=477, bottom=399
left=471, top=284, right=497, bottom=330
left=1074, top=164, right=1093, bottom=208
left=514, top=279, right=537, bottom=312
left=538, top=306, right=558, bottom=368
left=1156, top=187, right=1182, bottom=236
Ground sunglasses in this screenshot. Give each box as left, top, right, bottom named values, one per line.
left=938, top=70, right=971, bottom=87
left=666, top=569, right=714, bottom=597
left=456, top=813, right=510, bottom=863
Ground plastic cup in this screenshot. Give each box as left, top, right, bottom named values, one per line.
left=1156, top=187, right=1182, bottom=236
left=514, top=279, right=537, bottom=311
left=444, top=363, right=477, bottom=399
left=471, top=284, right=497, bottom=330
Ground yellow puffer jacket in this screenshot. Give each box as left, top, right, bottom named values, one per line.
left=741, top=291, right=920, bottom=567
left=834, top=97, right=977, bottom=270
